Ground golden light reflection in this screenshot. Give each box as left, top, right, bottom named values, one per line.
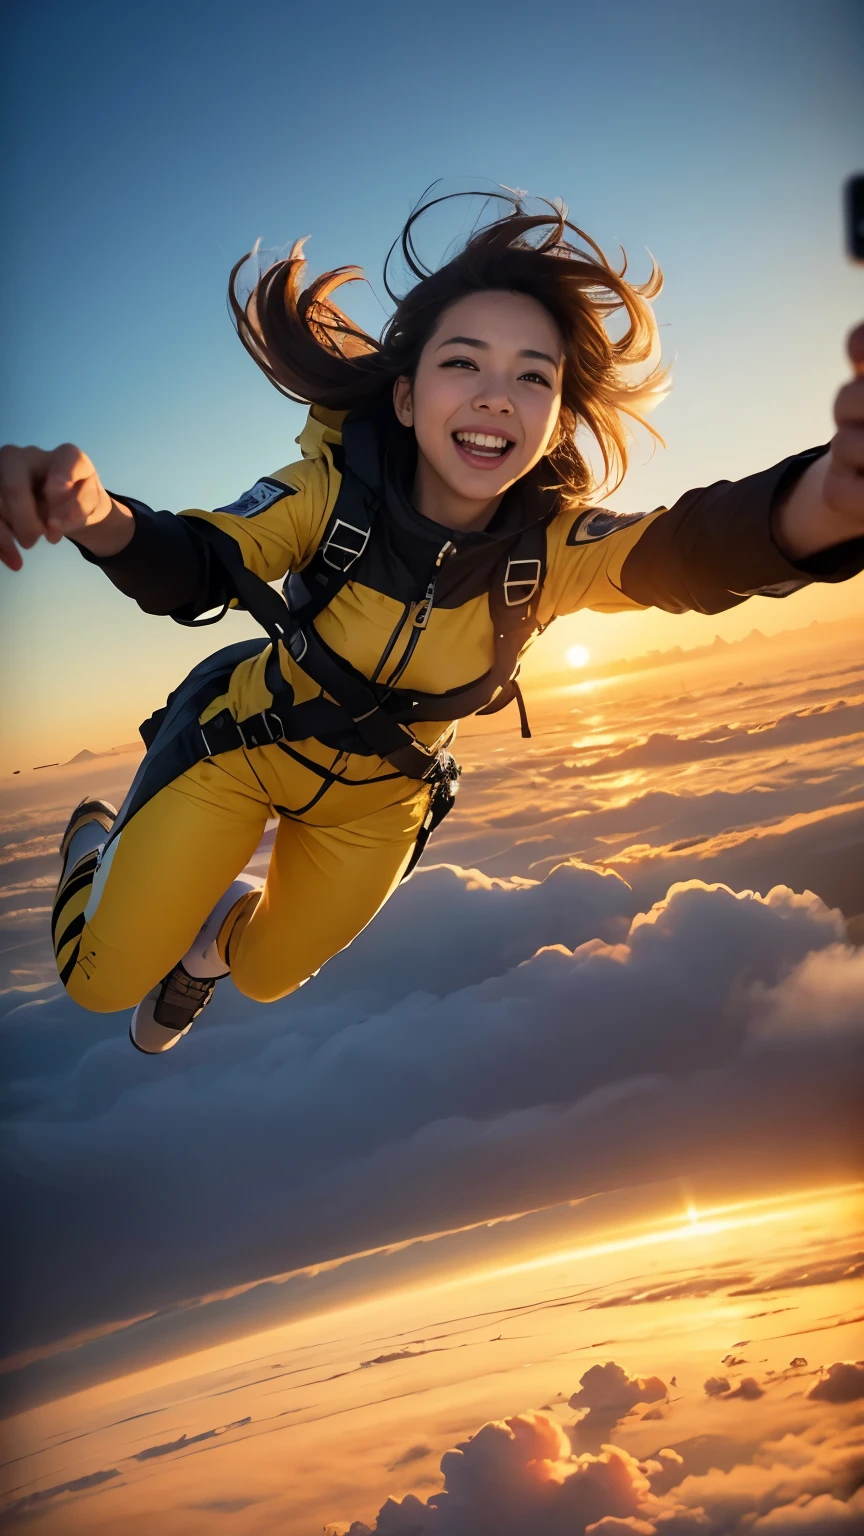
left=412, top=1182, right=863, bottom=1304
left=66, top=1180, right=862, bottom=1421
left=565, top=644, right=591, bottom=669
left=6, top=1177, right=861, bottom=1536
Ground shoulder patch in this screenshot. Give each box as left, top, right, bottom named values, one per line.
left=213, top=477, right=296, bottom=518
left=567, top=507, right=661, bottom=545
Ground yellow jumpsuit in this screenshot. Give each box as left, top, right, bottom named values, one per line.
left=52, top=410, right=832, bottom=1011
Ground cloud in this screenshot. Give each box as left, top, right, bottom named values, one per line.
left=702, top=1376, right=765, bottom=1402
left=389, top=1446, right=433, bottom=1471
left=331, top=1362, right=864, bottom=1535
left=569, top=1363, right=667, bottom=1447
left=341, top=1415, right=660, bottom=1536
left=808, top=1363, right=864, bottom=1405
left=3, top=875, right=862, bottom=1372
left=4, top=1469, right=120, bottom=1523
left=133, top=1415, right=250, bottom=1461
left=669, top=1418, right=864, bottom=1528
left=752, top=1489, right=864, bottom=1532
left=550, top=700, right=864, bottom=778
left=728, top=1256, right=864, bottom=1298
left=271, top=858, right=636, bottom=1012
left=585, top=1522, right=657, bottom=1535
left=588, top=1273, right=755, bottom=1310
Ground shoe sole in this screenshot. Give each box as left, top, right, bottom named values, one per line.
left=130, top=984, right=195, bottom=1055
left=128, top=1021, right=191, bottom=1056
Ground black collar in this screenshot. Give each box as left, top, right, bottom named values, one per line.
left=345, top=402, right=562, bottom=553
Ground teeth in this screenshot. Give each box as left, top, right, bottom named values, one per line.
left=455, top=431, right=511, bottom=450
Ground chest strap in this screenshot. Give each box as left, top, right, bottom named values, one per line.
left=185, top=511, right=549, bottom=780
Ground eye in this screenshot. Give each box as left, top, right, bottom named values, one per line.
left=519, top=370, right=552, bottom=387
left=440, top=357, right=479, bottom=370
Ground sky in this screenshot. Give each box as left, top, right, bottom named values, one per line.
left=1, top=6, right=863, bottom=1528
left=1, top=0, right=863, bottom=772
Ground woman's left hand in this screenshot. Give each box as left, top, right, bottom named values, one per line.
left=773, top=322, right=864, bottom=559
left=824, top=321, right=864, bottom=532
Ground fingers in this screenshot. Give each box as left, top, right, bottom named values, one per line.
left=827, top=335, right=864, bottom=524
left=834, top=374, right=864, bottom=429
left=0, top=442, right=104, bottom=564
left=42, top=444, right=99, bottom=539
left=825, top=410, right=864, bottom=520
left=832, top=424, right=864, bottom=470
left=847, top=322, right=864, bottom=377
left=824, top=456, right=864, bottom=521
left=0, top=517, right=24, bottom=571
left=0, top=445, right=53, bottom=550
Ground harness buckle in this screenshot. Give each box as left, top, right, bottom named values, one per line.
left=503, top=557, right=542, bottom=607
left=321, top=518, right=371, bottom=572
left=199, top=710, right=241, bottom=759
left=289, top=629, right=308, bottom=663
left=237, top=710, right=284, bottom=750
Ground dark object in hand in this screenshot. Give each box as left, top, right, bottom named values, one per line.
left=845, top=174, right=864, bottom=263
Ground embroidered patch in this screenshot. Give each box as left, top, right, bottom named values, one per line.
left=213, top=477, right=296, bottom=518
left=567, top=507, right=659, bottom=545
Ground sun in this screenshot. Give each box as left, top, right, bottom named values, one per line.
left=565, top=644, right=591, bottom=669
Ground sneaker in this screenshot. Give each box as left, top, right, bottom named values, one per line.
left=182, top=875, right=263, bottom=979
left=129, top=876, right=263, bottom=1055
left=130, top=963, right=219, bottom=1055
left=59, top=798, right=117, bottom=873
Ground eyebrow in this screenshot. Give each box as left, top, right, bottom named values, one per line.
left=436, top=335, right=560, bottom=368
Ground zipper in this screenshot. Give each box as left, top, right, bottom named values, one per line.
left=383, top=541, right=455, bottom=689
left=370, top=600, right=412, bottom=683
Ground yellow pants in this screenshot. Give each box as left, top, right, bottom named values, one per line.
left=54, top=744, right=429, bottom=1012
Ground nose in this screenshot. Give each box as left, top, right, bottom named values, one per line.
left=471, top=376, right=514, bottom=415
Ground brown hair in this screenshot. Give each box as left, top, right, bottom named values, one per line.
left=229, top=191, right=666, bottom=503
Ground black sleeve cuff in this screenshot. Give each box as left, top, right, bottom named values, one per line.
left=619, top=445, right=864, bottom=614
left=790, top=534, right=864, bottom=580
left=73, top=496, right=225, bottom=617
left=769, top=450, right=864, bottom=584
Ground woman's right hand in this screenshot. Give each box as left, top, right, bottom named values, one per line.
left=0, top=443, right=133, bottom=571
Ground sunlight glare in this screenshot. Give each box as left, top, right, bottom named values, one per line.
left=565, top=644, right=591, bottom=669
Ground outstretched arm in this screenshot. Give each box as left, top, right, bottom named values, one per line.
left=542, top=323, right=864, bottom=623
left=0, top=439, right=331, bottom=621
left=0, top=443, right=135, bottom=569
left=772, top=323, right=864, bottom=559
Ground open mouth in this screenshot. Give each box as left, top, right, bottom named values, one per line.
left=452, top=430, right=516, bottom=467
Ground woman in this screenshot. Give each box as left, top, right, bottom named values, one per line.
left=2, top=194, right=863, bottom=1054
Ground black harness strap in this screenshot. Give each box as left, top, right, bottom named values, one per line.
left=181, top=503, right=550, bottom=779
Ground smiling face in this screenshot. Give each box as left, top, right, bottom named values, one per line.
left=393, top=289, right=565, bottom=532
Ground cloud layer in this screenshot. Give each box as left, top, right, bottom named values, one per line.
left=3, top=864, right=863, bottom=1365
left=334, top=1358, right=864, bottom=1535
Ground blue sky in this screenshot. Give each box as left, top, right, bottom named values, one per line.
left=1, top=0, right=862, bottom=768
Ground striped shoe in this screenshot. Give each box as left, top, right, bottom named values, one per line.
left=59, top=798, right=117, bottom=872
left=53, top=799, right=117, bottom=986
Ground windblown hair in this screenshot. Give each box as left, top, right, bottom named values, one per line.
left=229, top=191, right=667, bottom=503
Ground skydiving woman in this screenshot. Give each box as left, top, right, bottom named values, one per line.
left=2, top=193, right=863, bottom=1054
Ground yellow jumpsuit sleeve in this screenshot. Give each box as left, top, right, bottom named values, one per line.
left=540, top=445, right=836, bottom=623
left=538, top=506, right=665, bottom=622
left=177, top=452, right=335, bottom=584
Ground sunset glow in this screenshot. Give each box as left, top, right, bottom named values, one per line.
left=565, top=643, right=591, bottom=669
left=3, top=1179, right=861, bottom=1535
